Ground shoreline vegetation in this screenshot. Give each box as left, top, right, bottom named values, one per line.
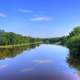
left=41, top=26, right=80, bottom=49
left=0, top=42, right=42, bottom=48
left=0, top=27, right=79, bottom=72
left=0, top=26, right=80, bottom=49
left=0, top=30, right=41, bottom=48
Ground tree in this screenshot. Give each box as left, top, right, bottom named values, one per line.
left=64, top=26, right=80, bottom=48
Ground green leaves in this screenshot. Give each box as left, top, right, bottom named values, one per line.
left=0, top=30, right=40, bottom=45
left=64, top=26, right=80, bottom=48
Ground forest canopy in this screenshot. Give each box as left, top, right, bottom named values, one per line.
left=0, top=30, right=40, bottom=45
left=64, top=26, right=80, bottom=48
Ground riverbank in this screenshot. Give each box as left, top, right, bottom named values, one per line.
left=0, top=42, right=42, bottom=48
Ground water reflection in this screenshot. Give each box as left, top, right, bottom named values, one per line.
left=0, top=44, right=40, bottom=60
left=67, top=47, right=80, bottom=79
left=0, top=44, right=78, bottom=80
left=0, top=64, right=7, bottom=69
left=20, top=68, right=33, bottom=72
left=67, top=47, right=80, bottom=70
left=33, top=59, right=52, bottom=64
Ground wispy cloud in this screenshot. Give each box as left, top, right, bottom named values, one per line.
left=0, top=12, right=7, bottom=18
left=31, top=16, right=52, bottom=21
left=0, top=64, right=7, bottom=69
left=19, top=9, right=32, bottom=13
left=33, top=59, right=52, bottom=64
left=20, top=68, right=33, bottom=72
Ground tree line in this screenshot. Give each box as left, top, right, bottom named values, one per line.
left=41, top=37, right=64, bottom=45
left=0, top=26, right=80, bottom=47
left=41, top=26, right=80, bottom=48
left=0, top=30, right=40, bottom=45
left=63, top=26, right=80, bottom=48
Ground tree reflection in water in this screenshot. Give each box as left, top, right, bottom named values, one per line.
left=67, top=47, right=80, bottom=78
left=0, top=44, right=40, bottom=60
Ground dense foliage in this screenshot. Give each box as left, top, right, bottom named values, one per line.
left=41, top=37, right=64, bottom=44
left=40, top=26, right=80, bottom=48
left=0, top=26, right=80, bottom=47
left=0, top=30, right=40, bottom=45
left=64, top=26, right=80, bottom=48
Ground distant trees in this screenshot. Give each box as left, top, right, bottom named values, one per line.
left=1, top=26, right=80, bottom=47
left=40, top=26, right=80, bottom=48
left=41, top=37, right=64, bottom=45
left=0, top=30, right=41, bottom=45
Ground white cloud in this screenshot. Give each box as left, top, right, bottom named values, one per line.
left=0, top=12, right=7, bottom=18
left=33, top=59, right=52, bottom=64
left=0, top=64, right=7, bottom=69
left=19, top=9, right=32, bottom=13
left=20, top=68, right=33, bottom=72
left=31, top=16, right=52, bottom=21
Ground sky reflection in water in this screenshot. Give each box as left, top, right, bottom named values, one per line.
left=0, top=44, right=79, bottom=80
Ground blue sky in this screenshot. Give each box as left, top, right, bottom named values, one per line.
left=0, top=0, right=80, bottom=38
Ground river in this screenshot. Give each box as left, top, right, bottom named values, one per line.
left=0, top=44, right=79, bottom=80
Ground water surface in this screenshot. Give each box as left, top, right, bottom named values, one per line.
left=0, top=44, right=79, bottom=80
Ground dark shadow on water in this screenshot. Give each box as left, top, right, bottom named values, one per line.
left=0, top=43, right=40, bottom=60
left=67, top=47, right=80, bottom=79
left=67, top=47, right=80, bottom=71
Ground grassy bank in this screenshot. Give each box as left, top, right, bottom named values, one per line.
left=0, top=42, right=42, bottom=48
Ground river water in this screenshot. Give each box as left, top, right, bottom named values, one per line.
left=0, top=44, right=79, bottom=80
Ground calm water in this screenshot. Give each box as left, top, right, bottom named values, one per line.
left=0, top=44, right=79, bottom=80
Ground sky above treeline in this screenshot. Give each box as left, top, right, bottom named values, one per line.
left=0, top=0, right=80, bottom=38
